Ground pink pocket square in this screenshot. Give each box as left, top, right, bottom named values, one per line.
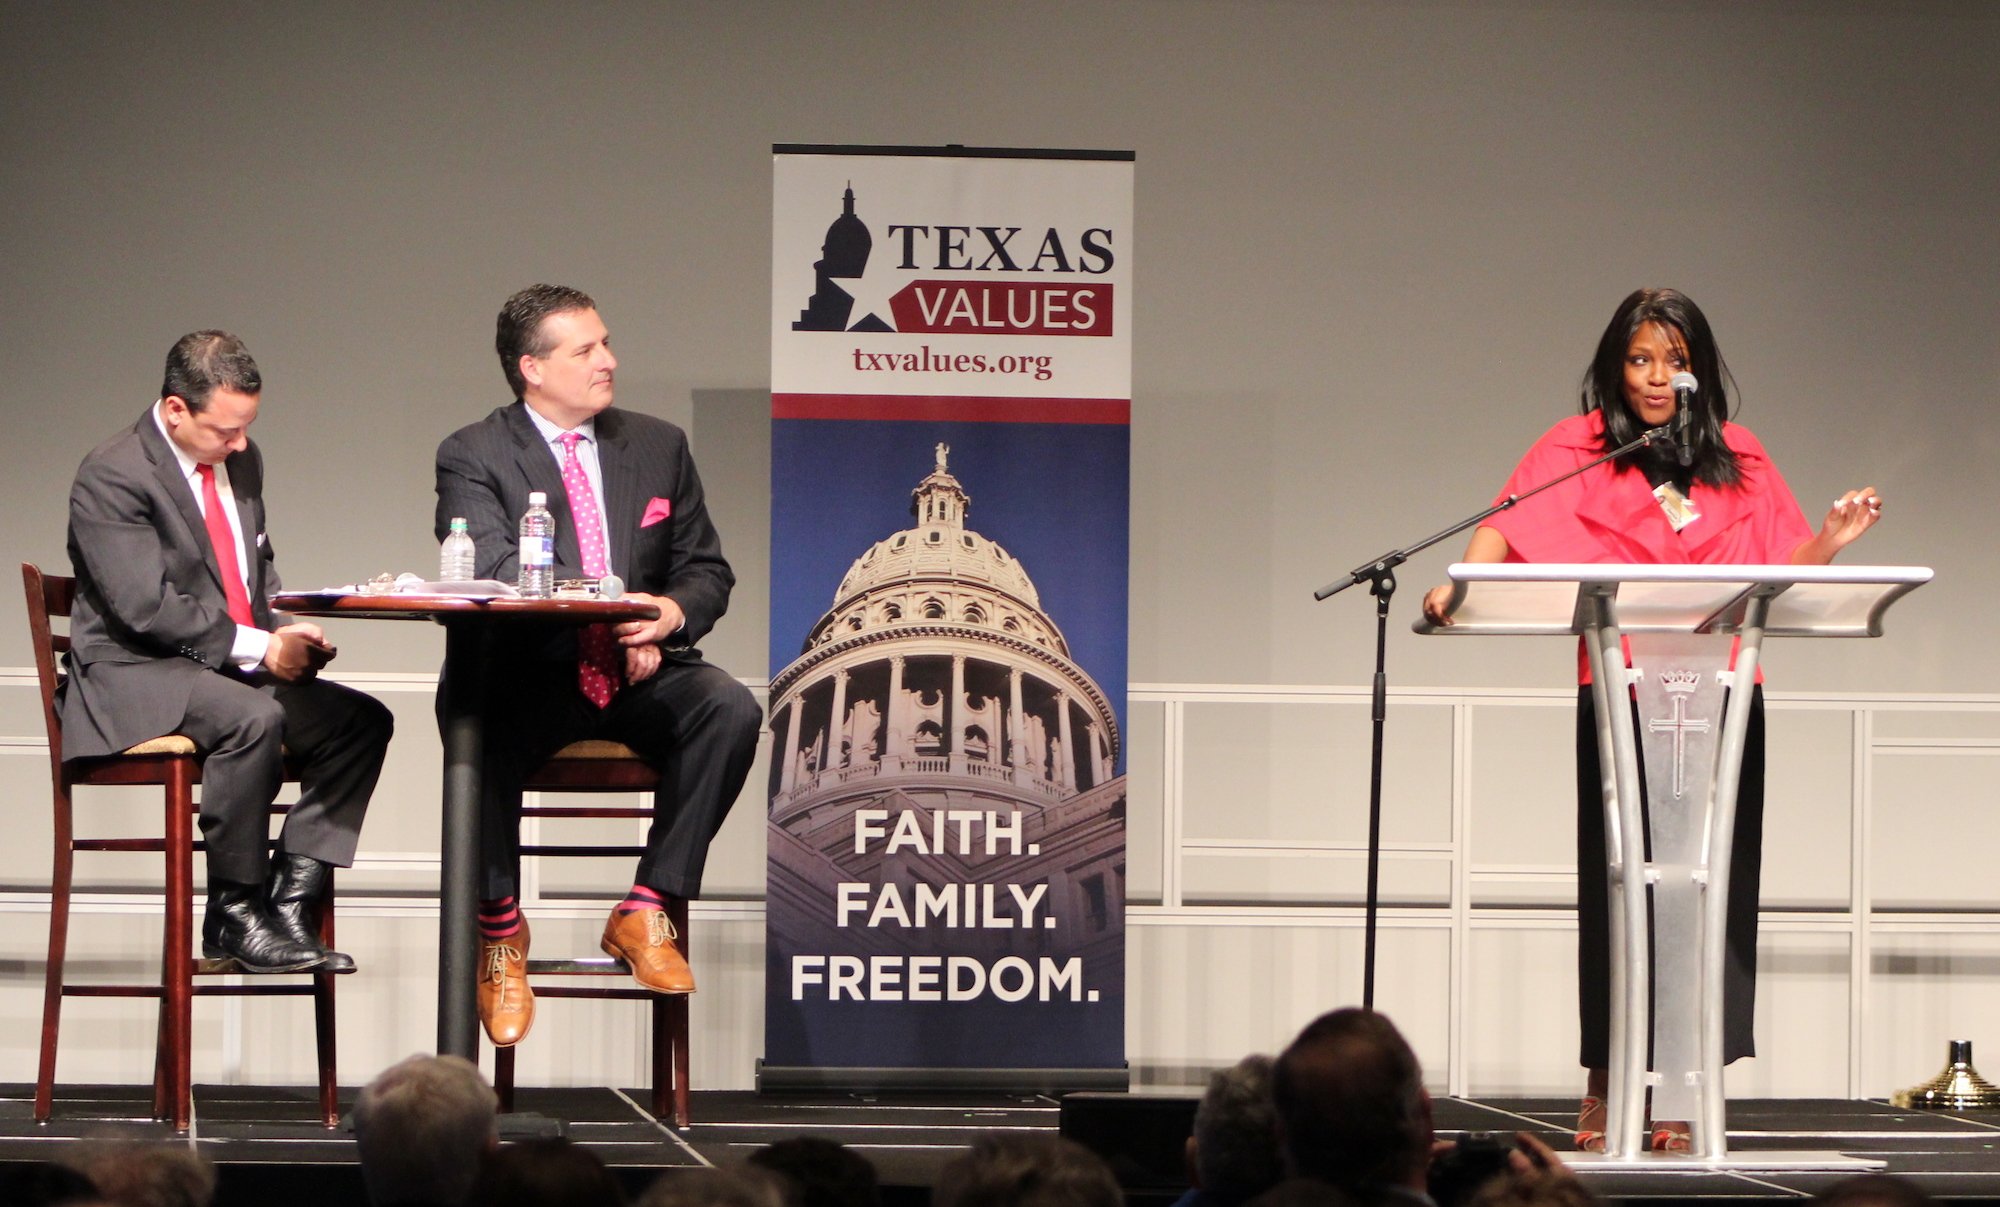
left=641, top=497, right=673, bottom=527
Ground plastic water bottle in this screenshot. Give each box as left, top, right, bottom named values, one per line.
left=439, top=517, right=476, bottom=581
left=518, top=492, right=554, bottom=598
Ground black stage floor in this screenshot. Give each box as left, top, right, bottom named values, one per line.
left=8, top=1084, right=2000, bottom=1205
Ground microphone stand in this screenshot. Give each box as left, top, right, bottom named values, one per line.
left=1312, top=421, right=1675, bottom=1010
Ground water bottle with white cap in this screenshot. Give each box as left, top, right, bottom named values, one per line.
left=517, top=492, right=554, bottom=598
left=439, top=517, right=476, bottom=581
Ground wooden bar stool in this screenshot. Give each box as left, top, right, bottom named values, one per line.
left=491, top=739, right=691, bottom=1127
left=23, top=563, right=344, bottom=1132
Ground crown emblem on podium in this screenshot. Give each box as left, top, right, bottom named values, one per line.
left=1660, top=669, right=1702, bottom=693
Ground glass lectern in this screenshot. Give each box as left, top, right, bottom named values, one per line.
left=1419, top=563, right=1929, bottom=1169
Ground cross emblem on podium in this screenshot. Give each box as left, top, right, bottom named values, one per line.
left=1648, top=671, right=1712, bottom=799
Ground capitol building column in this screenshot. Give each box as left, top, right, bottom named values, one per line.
left=829, top=669, right=850, bottom=770
left=1055, top=687, right=1075, bottom=791
left=886, top=655, right=908, bottom=762
left=779, top=693, right=803, bottom=794
left=1007, top=667, right=1025, bottom=779
left=949, top=654, right=967, bottom=768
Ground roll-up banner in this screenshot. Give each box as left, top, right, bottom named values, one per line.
left=764, top=145, right=1132, bottom=1091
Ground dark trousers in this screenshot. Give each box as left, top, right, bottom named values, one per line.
left=176, top=670, right=394, bottom=884
left=1576, top=684, right=1764, bottom=1069
left=466, top=651, right=761, bottom=901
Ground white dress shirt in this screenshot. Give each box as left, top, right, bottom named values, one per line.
left=523, top=405, right=617, bottom=575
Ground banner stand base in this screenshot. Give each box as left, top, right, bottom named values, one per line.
left=756, top=1061, right=1130, bottom=1095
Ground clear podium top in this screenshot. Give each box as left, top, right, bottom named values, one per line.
left=1413, top=563, right=1932, bottom=638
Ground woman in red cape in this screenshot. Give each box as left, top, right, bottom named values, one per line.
left=1423, top=288, right=1884, bottom=1152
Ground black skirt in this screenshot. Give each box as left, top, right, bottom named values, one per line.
left=1575, top=684, right=1764, bottom=1069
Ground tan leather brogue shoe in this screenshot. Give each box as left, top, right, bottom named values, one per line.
left=478, top=917, right=534, bottom=1047
left=601, top=907, right=694, bottom=994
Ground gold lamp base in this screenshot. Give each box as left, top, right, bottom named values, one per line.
left=1893, top=1040, right=2000, bottom=1110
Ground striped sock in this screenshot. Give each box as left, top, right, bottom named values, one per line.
left=617, top=884, right=664, bottom=915
left=478, top=896, right=522, bottom=940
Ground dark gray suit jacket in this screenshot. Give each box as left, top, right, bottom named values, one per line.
left=61, top=409, right=285, bottom=759
left=433, top=401, right=735, bottom=656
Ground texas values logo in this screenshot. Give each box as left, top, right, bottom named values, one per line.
left=791, top=183, right=1116, bottom=337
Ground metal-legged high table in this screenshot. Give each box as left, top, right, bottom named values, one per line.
left=274, top=591, right=659, bottom=1059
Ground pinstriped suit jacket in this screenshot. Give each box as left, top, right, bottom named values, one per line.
left=60, top=409, right=285, bottom=759
left=433, top=401, right=735, bottom=657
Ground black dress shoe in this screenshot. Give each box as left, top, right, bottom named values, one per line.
left=266, top=852, right=356, bottom=973
left=202, top=882, right=325, bottom=972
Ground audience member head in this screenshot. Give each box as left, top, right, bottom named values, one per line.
left=1, top=1161, right=104, bottom=1207
left=71, top=1146, right=215, bottom=1207
left=466, top=1137, right=627, bottom=1207
left=1463, top=1172, right=1601, bottom=1207
left=747, top=1137, right=881, bottom=1207
left=352, top=1053, right=498, bottom=1207
left=1239, top=1181, right=1355, bottom=1207
left=161, top=330, right=261, bottom=412
left=637, top=1165, right=791, bottom=1207
left=497, top=283, right=598, bottom=398
left=1271, top=1008, right=1431, bottom=1192
left=1814, top=1174, right=1937, bottom=1207
left=933, top=1133, right=1123, bottom=1207
left=1188, top=1054, right=1284, bottom=1204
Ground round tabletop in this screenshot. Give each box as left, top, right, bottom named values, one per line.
left=272, top=591, right=661, bottom=623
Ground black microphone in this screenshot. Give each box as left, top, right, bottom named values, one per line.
left=1669, top=371, right=1698, bottom=468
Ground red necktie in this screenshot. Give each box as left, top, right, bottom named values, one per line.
left=559, top=433, right=622, bottom=708
left=196, top=463, right=255, bottom=627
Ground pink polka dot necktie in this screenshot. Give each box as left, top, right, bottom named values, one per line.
left=559, top=432, right=622, bottom=708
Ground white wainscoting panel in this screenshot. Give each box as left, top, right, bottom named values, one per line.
left=3, top=670, right=1996, bottom=1099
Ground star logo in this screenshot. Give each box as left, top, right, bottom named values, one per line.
left=839, top=251, right=902, bottom=333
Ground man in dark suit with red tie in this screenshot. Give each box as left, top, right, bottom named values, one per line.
left=434, top=285, right=760, bottom=1047
left=63, top=331, right=394, bottom=972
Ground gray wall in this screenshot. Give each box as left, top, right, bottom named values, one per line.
left=7, top=1, right=1992, bottom=692
left=3, top=1, right=1995, bottom=1094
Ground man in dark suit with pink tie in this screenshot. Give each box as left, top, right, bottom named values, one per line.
left=434, top=284, right=761, bottom=1047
